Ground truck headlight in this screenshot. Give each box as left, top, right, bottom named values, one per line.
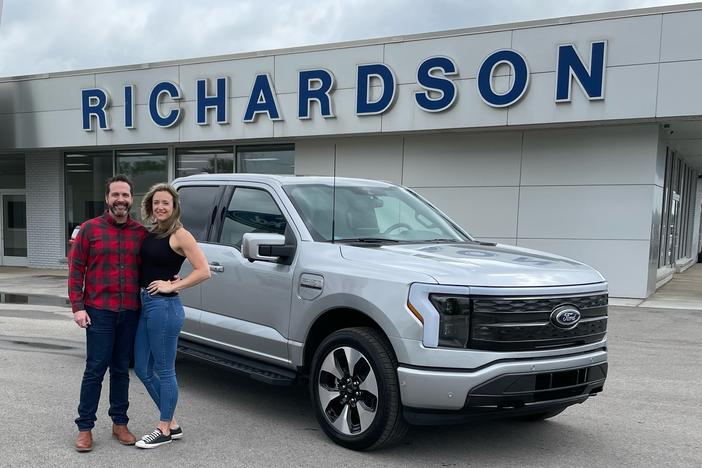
left=429, top=294, right=470, bottom=348
left=407, top=283, right=472, bottom=348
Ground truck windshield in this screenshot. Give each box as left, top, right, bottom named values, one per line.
left=283, top=183, right=472, bottom=243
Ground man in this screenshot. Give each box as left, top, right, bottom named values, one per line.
left=69, top=174, right=147, bottom=452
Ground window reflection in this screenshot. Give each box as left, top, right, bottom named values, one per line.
left=116, top=149, right=168, bottom=222
left=65, top=151, right=113, bottom=252
left=237, top=144, right=294, bottom=175
left=176, top=147, right=234, bottom=178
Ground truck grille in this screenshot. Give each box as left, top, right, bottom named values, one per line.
left=469, top=293, right=608, bottom=351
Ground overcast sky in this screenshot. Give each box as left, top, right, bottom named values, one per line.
left=0, top=0, right=697, bottom=77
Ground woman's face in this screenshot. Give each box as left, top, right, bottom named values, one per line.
left=152, top=190, right=174, bottom=223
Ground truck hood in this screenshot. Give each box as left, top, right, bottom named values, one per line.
left=339, top=242, right=605, bottom=287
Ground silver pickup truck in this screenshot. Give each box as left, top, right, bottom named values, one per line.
left=172, top=174, right=608, bottom=450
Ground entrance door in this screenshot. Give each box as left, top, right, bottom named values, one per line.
left=0, top=193, right=28, bottom=266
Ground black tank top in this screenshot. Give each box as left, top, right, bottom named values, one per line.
left=139, top=232, right=186, bottom=292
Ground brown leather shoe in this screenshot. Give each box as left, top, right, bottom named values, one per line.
left=75, top=430, right=93, bottom=452
left=112, top=424, right=137, bottom=445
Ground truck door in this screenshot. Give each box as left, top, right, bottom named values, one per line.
left=197, top=184, right=295, bottom=365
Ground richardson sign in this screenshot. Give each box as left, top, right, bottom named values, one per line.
left=81, top=41, right=606, bottom=131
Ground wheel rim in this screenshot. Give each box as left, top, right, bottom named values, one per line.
left=317, top=346, right=379, bottom=436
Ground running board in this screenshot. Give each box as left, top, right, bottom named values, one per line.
left=177, top=339, right=297, bottom=386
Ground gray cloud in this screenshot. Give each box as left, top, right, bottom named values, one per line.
left=0, top=0, right=696, bottom=76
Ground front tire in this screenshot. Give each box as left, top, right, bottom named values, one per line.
left=309, top=327, right=408, bottom=450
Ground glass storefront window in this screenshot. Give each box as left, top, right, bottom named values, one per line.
left=658, top=148, right=699, bottom=268
left=65, top=151, right=113, bottom=251
left=0, top=155, right=26, bottom=189
left=63, top=144, right=294, bottom=255
left=176, top=147, right=234, bottom=179
left=116, top=149, right=168, bottom=221
left=236, top=144, right=294, bottom=174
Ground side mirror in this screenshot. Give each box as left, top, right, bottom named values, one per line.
left=241, top=233, right=295, bottom=264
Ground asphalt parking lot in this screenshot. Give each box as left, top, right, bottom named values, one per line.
left=1, top=298, right=700, bottom=468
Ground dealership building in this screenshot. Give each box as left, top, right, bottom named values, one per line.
left=1, top=3, right=701, bottom=298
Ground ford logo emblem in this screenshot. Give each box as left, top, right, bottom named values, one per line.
left=550, top=305, right=581, bottom=329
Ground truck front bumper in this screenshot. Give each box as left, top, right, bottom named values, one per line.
left=397, top=348, right=607, bottom=424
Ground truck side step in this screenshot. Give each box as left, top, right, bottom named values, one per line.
left=177, top=339, right=297, bottom=386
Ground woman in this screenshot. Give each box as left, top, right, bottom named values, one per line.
left=133, top=183, right=210, bottom=449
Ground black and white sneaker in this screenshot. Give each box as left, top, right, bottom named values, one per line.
left=170, top=426, right=183, bottom=440
left=135, top=429, right=172, bottom=449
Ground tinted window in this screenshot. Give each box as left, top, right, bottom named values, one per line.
left=178, top=186, right=222, bottom=241
left=218, top=188, right=287, bottom=248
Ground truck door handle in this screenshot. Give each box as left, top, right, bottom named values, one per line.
left=208, top=262, right=224, bottom=273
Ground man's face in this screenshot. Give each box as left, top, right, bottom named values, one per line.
left=105, top=181, right=133, bottom=220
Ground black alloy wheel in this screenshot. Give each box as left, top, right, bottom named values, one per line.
left=309, top=327, right=408, bottom=450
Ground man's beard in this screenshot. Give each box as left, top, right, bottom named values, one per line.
left=108, top=201, right=131, bottom=218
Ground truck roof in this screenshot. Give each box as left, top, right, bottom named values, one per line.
left=173, top=173, right=396, bottom=188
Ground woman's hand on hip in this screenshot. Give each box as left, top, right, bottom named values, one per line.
left=147, top=279, right=176, bottom=295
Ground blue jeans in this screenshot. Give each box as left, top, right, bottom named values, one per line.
left=75, top=307, right=139, bottom=431
left=134, top=290, right=185, bottom=422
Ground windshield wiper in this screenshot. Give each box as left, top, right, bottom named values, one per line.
left=335, top=238, right=400, bottom=243
left=424, top=238, right=463, bottom=243
left=469, top=240, right=497, bottom=246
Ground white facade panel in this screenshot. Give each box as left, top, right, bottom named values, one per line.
left=179, top=99, right=275, bottom=142
left=508, top=64, right=659, bottom=125
left=414, top=186, right=519, bottom=238
left=521, top=125, right=659, bottom=186
left=402, top=132, right=522, bottom=187
left=383, top=31, right=511, bottom=83
left=7, top=74, right=95, bottom=113
left=657, top=60, right=702, bottom=117
left=274, top=45, right=384, bottom=94
left=334, top=137, right=404, bottom=184
left=12, top=110, right=97, bottom=148
left=660, top=10, right=702, bottom=62
left=381, top=77, right=509, bottom=132
left=295, top=140, right=335, bottom=175
left=274, top=89, right=382, bottom=137
left=513, top=15, right=662, bottom=73
left=518, top=185, right=655, bottom=240
left=97, top=104, right=180, bottom=146
left=95, top=66, right=180, bottom=105
left=179, top=56, right=274, bottom=99
left=518, top=239, right=651, bottom=298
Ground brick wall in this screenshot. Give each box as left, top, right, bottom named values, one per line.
left=26, top=152, right=67, bottom=268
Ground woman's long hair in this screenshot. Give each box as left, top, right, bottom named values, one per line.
left=141, top=183, right=183, bottom=238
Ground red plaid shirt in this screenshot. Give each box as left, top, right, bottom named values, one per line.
left=69, top=211, right=148, bottom=313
